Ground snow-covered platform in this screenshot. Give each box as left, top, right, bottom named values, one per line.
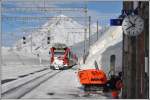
left=21, top=68, right=112, bottom=99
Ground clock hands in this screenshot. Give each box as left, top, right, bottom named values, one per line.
left=126, top=25, right=133, bottom=30
left=129, top=20, right=135, bottom=27
left=129, top=20, right=134, bottom=26
left=134, top=17, right=138, bottom=22
left=126, top=20, right=135, bottom=30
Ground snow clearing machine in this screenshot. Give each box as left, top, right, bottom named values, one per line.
left=77, top=61, right=123, bottom=95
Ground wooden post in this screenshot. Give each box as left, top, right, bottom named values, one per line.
left=122, top=1, right=148, bottom=99
left=83, top=28, right=87, bottom=64
left=97, top=20, right=98, bottom=41
left=0, top=3, right=1, bottom=59
left=136, top=2, right=149, bottom=98
left=89, top=16, right=91, bottom=47
left=122, top=1, right=135, bottom=98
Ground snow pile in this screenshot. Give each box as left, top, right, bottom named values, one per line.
left=80, top=26, right=123, bottom=75
left=89, top=26, right=122, bottom=56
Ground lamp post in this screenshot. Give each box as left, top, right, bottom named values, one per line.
left=0, top=2, right=2, bottom=73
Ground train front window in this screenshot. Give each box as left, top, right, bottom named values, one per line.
left=54, top=52, right=65, bottom=57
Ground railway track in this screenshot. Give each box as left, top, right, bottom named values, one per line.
left=2, top=69, right=62, bottom=99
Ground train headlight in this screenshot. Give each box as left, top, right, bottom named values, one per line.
left=63, top=64, right=68, bottom=67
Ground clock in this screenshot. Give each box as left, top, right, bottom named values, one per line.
left=122, top=15, right=144, bottom=36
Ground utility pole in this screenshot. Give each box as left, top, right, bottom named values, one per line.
left=88, top=16, right=91, bottom=47
left=97, top=20, right=99, bottom=41
left=122, top=1, right=134, bottom=98
left=83, top=28, right=87, bottom=64
left=0, top=2, right=2, bottom=98
left=122, top=1, right=148, bottom=99
left=136, top=2, right=149, bottom=98
left=142, top=2, right=149, bottom=98
left=83, top=1, right=88, bottom=64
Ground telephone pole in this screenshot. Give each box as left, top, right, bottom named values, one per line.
left=122, top=1, right=136, bottom=98
left=122, top=1, right=149, bottom=99
left=0, top=1, right=1, bottom=49
left=0, top=2, right=1, bottom=57
left=88, top=16, right=91, bottom=47
left=97, top=20, right=99, bottom=41
left=0, top=2, right=2, bottom=63
left=83, top=1, right=88, bottom=64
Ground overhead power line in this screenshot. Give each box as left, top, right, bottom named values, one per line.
left=2, top=16, right=87, bottom=21
left=2, top=7, right=85, bottom=13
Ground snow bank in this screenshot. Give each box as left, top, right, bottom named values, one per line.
left=80, top=26, right=123, bottom=75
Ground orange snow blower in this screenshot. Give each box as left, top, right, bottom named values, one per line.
left=78, top=69, right=107, bottom=85
left=78, top=69, right=107, bottom=91
left=77, top=60, right=124, bottom=93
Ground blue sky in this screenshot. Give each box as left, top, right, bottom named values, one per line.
left=2, top=1, right=122, bottom=47
left=88, top=1, right=122, bottom=13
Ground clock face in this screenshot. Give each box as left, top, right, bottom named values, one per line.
left=122, top=15, right=144, bottom=36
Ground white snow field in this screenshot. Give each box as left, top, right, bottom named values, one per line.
left=1, top=15, right=122, bottom=99
left=80, top=26, right=123, bottom=76
left=1, top=47, right=49, bottom=82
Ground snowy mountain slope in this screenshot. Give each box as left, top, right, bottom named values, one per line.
left=14, top=15, right=100, bottom=55
left=80, top=26, right=123, bottom=75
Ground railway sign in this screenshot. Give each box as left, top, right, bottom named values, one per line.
left=110, top=19, right=123, bottom=26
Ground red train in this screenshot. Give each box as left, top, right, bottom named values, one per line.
left=50, top=43, right=78, bottom=70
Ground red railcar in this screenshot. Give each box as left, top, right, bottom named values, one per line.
left=50, top=43, right=78, bottom=70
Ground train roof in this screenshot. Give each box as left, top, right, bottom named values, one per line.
left=51, top=43, right=67, bottom=49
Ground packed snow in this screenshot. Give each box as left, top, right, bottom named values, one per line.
left=80, top=26, right=123, bottom=76
left=21, top=69, right=112, bottom=99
